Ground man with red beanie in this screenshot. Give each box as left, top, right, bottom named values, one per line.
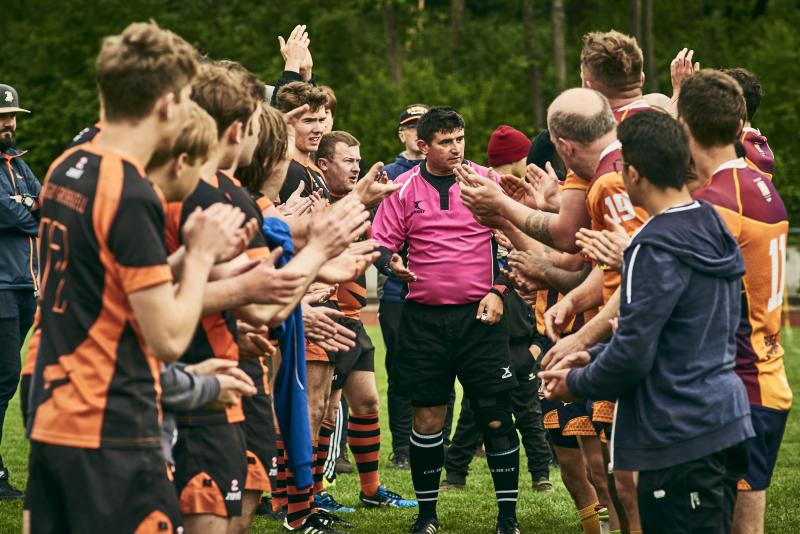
left=487, top=125, right=532, bottom=175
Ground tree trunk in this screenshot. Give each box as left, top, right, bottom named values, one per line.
left=383, top=4, right=402, bottom=86
left=522, top=0, right=544, bottom=128
left=449, top=0, right=465, bottom=51
left=552, top=0, right=566, bottom=91
left=644, top=0, right=658, bottom=92
left=628, top=0, right=642, bottom=41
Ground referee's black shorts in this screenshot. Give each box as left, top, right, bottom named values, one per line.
left=396, top=300, right=515, bottom=407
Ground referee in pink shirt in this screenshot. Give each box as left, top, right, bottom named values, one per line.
left=372, top=107, right=521, bottom=534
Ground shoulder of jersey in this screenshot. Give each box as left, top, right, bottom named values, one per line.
left=736, top=166, right=787, bottom=223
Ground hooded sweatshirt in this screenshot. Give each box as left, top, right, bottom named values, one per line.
left=382, top=152, right=423, bottom=181
left=567, top=200, right=754, bottom=472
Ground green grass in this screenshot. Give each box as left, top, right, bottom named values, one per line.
left=2, top=327, right=800, bottom=533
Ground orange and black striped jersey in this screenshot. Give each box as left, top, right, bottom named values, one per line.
left=29, top=146, right=173, bottom=449
left=585, top=141, right=648, bottom=304
left=330, top=193, right=367, bottom=319
left=534, top=289, right=596, bottom=337
left=692, top=158, right=790, bottom=411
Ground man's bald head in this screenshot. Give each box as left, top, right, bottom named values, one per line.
left=547, top=88, right=615, bottom=145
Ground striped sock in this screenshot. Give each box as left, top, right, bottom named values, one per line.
left=286, top=465, right=314, bottom=528
left=310, top=441, right=319, bottom=495
left=409, top=428, right=444, bottom=519
left=578, top=502, right=601, bottom=534
left=272, top=435, right=287, bottom=511
left=348, top=412, right=381, bottom=496
left=485, top=434, right=520, bottom=519
left=315, top=422, right=335, bottom=495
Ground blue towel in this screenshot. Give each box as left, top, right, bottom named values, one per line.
left=261, top=217, right=313, bottom=489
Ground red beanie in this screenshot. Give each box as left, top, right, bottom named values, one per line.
left=487, top=125, right=532, bottom=167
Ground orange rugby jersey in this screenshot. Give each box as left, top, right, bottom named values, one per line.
left=30, top=145, right=173, bottom=449
left=330, top=192, right=367, bottom=320
left=584, top=141, right=648, bottom=304
left=534, top=289, right=597, bottom=337
left=692, top=158, right=790, bottom=411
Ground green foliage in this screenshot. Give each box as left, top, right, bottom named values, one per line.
left=0, top=0, right=797, bottom=220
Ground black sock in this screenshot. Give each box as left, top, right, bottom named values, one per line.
left=409, top=428, right=444, bottom=519
left=485, top=431, right=520, bottom=519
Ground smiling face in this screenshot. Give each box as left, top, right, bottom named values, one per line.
left=294, top=106, right=327, bottom=156
left=419, top=128, right=465, bottom=175
left=319, top=141, right=361, bottom=195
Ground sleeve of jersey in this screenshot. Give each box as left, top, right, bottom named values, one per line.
left=371, top=189, right=406, bottom=254
left=278, top=164, right=307, bottom=204
left=592, top=176, right=647, bottom=234
left=567, top=244, right=689, bottom=400
left=561, top=169, right=589, bottom=192
left=108, top=189, right=172, bottom=294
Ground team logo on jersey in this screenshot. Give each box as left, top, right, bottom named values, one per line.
left=65, top=156, right=89, bottom=180
left=225, top=479, right=242, bottom=502
left=528, top=372, right=536, bottom=382
left=501, top=366, right=512, bottom=379
left=413, top=200, right=425, bottom=214
left=3, top=91, right=12, bottom=103
left=754, top=177, right=772, bottom=203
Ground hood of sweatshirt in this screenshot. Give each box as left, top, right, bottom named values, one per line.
left=633, top=200, right=745, bottom=281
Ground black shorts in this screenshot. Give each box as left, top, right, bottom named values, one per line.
left=26, top=441, right=182, bottom=533
left=397, top=300, right=515, bottom=407
left=240, top=358, right=277, bottom=492
left=638, top=441, right=749, bottom=534
left=740, top=405, right=788, bottom=491
left=331, top=318, right=375, bottom=390
left=174, top=423, right=247, bottom=517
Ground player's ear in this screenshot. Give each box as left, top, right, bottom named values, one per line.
left=627, top=163, right=642, bottom=185
left=157, top=92, right=175, bottom=121
left=416, top=138, right=429, bottom=155
left=397, top=129, right=404, bottom=142
left=228, top=121, right=244, bottom=145
left=317, top=157, right=329, bottom=172
left=736, top=118, right=744, bottom=137
left=173, top=153, right=190, bottom=178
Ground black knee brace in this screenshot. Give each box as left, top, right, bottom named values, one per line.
left=472, top=394, right=519, bottom=453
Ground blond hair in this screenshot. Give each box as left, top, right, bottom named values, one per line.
left=148, top=101, right=218, bottom=169
left=96, top=21, right=198, bottom=121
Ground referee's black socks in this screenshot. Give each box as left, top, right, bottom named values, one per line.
left=409, top=428, right=444, bottom=519
left=479, top=409, right=520, bottom=520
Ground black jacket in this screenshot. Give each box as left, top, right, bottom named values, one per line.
left=0, top=147, right=40, bottom=290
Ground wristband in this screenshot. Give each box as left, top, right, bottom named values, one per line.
left=490, top=285, right=509, bottom=300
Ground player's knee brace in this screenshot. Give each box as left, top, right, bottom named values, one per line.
left=472, top=394, right=519, bottom=453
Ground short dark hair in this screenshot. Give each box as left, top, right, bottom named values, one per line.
left=617, top=110, right=689, bottom=190
left=416, top=106, right=465, bottom=144
left=317, top=131, right=359, bottom=162
left=722, top=67, right=762, bottom=121
left=678, top=70, right=746, bottom=148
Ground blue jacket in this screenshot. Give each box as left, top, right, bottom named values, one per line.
left=262, top=217, right=313, bottom=489
left=0, top=148, right=40, bottom=291
left=378, top=153, right=422, bottom=302
left=568, top=200, right=754, bottom=472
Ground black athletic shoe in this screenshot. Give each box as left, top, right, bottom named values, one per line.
left=0, top=468, right=23, bottom=500
left=315, top=509, right=354, bottom=531
left=409, top=515, right=440, bottom=534
left=334, top=453, right=354, bottom=474
left=283, top=512, right=346, bottom=533
left=256, top=496, right=287, bottom=520
left=496, top=516, right=521, bottom=534
left=533, top=475, right=553, bottom=492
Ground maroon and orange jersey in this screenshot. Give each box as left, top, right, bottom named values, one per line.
left=692, top=158, right=790, bottom=411
left=612, top=99, right=653, bottom=123
left=740, top=127, right=775, bottom=178
left=585, top=141, right=649, bottom=304
left=30, top=146, right=173, bottom=449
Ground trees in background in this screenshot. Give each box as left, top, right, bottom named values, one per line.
left=1, top=0, right=797, bottom=219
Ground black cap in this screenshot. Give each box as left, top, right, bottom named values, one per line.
left=0, top=84, right=30, bottom=114
left=399, top=104, right=429, bottom=127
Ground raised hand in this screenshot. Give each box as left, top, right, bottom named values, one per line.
left=352, top=162, right=401, bottom=209
left=575, top=214, right=629, bottom=271
left=543, top=294, right=576, bottom=342
left=317, top=241, right=379, bottom=283
left=527, top=162, right=561, bottom=213
left=670, top=48, right=700, bottom=96
left=218, top=217, right=260, bottom=263
left=302, top=304, right=357, bottom=352
left=182, top=203, right=247, bottom=263
left=538, top=368, right=578, bottom=402
left=389, top=253, right=416, bottom=282
left=455, top=165, right=507, bottom=218
left=278, top=24, right=310, bottom=73
left=242, top=248, right=308, bottom=305
left=307, top=196, right=371, bottom=259
left=507, top=250, right=551, bottom=284
left=303, top=282, right=337, bottom=304
left=500, top=173, right=537, bottom=209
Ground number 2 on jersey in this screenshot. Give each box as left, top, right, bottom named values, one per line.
left=39, top=217, right=71, bottom=314
left=767, top=234, right=787, bottom=312
left=604, top=193, right=636, bottom=223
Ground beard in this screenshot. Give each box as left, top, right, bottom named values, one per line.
left=0, top=130, right=15, bottom=151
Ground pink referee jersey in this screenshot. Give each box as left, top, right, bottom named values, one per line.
left=372, top=161, right=496, bottom=305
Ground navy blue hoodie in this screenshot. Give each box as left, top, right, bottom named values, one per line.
left=567, top=200, right=754, bottom=472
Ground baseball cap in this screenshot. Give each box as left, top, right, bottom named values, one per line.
left=487, top=125, right=532, bottom=167
left=0, top=84, right=30, bottom=114
left=399, top=104, right=429, bottom=127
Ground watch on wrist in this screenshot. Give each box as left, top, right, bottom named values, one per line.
left=22, top=195, right=36, bottom=209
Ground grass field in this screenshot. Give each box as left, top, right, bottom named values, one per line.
left=1, top=326, right=799, bottom=533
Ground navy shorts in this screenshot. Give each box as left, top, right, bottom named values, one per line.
left=740, top=405, right=788, bottom=491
